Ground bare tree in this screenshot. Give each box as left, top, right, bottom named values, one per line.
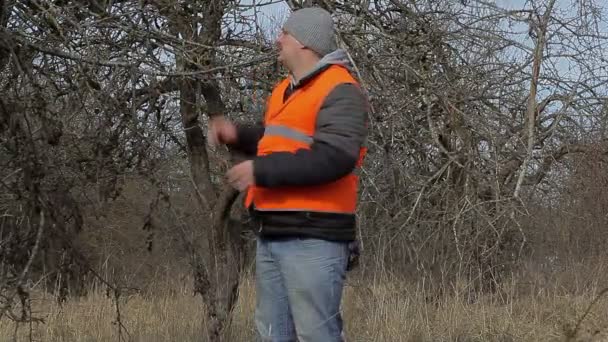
left=289, top=0, right=608, bottom=293
left=1, top=0, right=608, bottom=339
left=0, top=0, right=281, bottom=339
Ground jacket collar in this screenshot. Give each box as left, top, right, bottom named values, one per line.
left=288, top=49, right=355, bottom=90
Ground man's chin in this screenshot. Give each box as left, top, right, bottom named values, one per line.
left=277, top=57, right=290, bottom=69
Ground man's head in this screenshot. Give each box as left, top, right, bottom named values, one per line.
left=276, top=7, right=337, bottom=71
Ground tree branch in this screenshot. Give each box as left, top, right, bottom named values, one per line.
left=513, top=0, right=557, bottom=199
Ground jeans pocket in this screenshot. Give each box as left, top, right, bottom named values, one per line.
left=294, top=238, right=345, bottom=257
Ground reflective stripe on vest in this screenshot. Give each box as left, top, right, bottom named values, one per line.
left=264, top=125, right=313, bottom=145
left=244, top=65, right=366, bottom=214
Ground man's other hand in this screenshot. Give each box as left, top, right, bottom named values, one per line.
left=227, top=160, right=255, bottom=191
left=208, top=115, right=237, bottom=146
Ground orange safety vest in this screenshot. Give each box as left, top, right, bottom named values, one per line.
left=244, top=64, right=366, bottom=214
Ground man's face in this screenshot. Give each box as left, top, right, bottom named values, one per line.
left=276, top=29, right=303, bottom=67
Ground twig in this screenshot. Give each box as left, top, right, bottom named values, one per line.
left=387, top=160, right=453, bottom=245
left=6, top=31, right=276, bottom=77
left=112, top=288, right=131, bottom=342
left=190, top=174, right=212, bottom=214
left=0, top=210, right=44, bottom=321
left=569, top=287, right=608, bottom=340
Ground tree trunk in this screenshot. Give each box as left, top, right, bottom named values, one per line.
left=0, top=0, right=12, bottom=70
left=166, top=1, right=248, bottom=339
left=179, top=77, right=216, bottom=205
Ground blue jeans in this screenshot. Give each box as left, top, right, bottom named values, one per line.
left=254, top=236, right=349, bottom=342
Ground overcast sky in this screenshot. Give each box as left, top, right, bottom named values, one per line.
left=242, top=0, right=607, bottom=77
left=244, top=0, right=607, bottom=38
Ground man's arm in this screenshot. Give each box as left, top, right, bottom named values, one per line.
left=227, top=123, right=265, bottom=156
left=253, top=83, right=368, bottom=187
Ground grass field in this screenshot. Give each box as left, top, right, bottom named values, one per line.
left=2, top=265, right=608, bottom=342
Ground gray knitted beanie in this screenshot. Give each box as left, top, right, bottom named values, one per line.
left=283, top=7, right=337, bottom=57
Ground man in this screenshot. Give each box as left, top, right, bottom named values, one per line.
left=208, top=7, right=368, bottom=342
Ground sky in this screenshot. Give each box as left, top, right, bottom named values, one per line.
left=248, top=0, right=608, bottom=70
left=237, top=0, right=608, bottom=90
left=242, top=0, right=608, bottom=44
left=247, top=0, right=608, bottom=30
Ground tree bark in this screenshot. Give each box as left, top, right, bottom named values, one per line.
left=513, top=0, right=557, bottom=198
left=164, top=1, right=248, bottom=339
left=0, top=0, right=12, bottom=70
left=179, top=77, right=216, bottom=205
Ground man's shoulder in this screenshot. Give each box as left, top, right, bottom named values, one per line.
left=322, top=82, right=368, bottom=111
left=318, top=65, right=359, bottom=86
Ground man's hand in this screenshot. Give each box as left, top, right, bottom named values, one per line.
left=208, top=115, right=237, bottom=146
left=227, top=160, right=255, bottom=191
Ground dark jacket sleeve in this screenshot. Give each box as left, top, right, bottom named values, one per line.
left=253, top=83, right=368, bottom=187
left=227, top=123, right=264, bottom=156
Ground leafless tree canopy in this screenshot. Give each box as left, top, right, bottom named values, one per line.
left=1, top=0, right=608, bottom=339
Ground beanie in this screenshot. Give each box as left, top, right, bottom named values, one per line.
left=283, top=7, right=338, bottom=57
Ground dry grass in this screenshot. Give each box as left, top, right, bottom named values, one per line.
left=2, top=268, right=608, bottom=342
